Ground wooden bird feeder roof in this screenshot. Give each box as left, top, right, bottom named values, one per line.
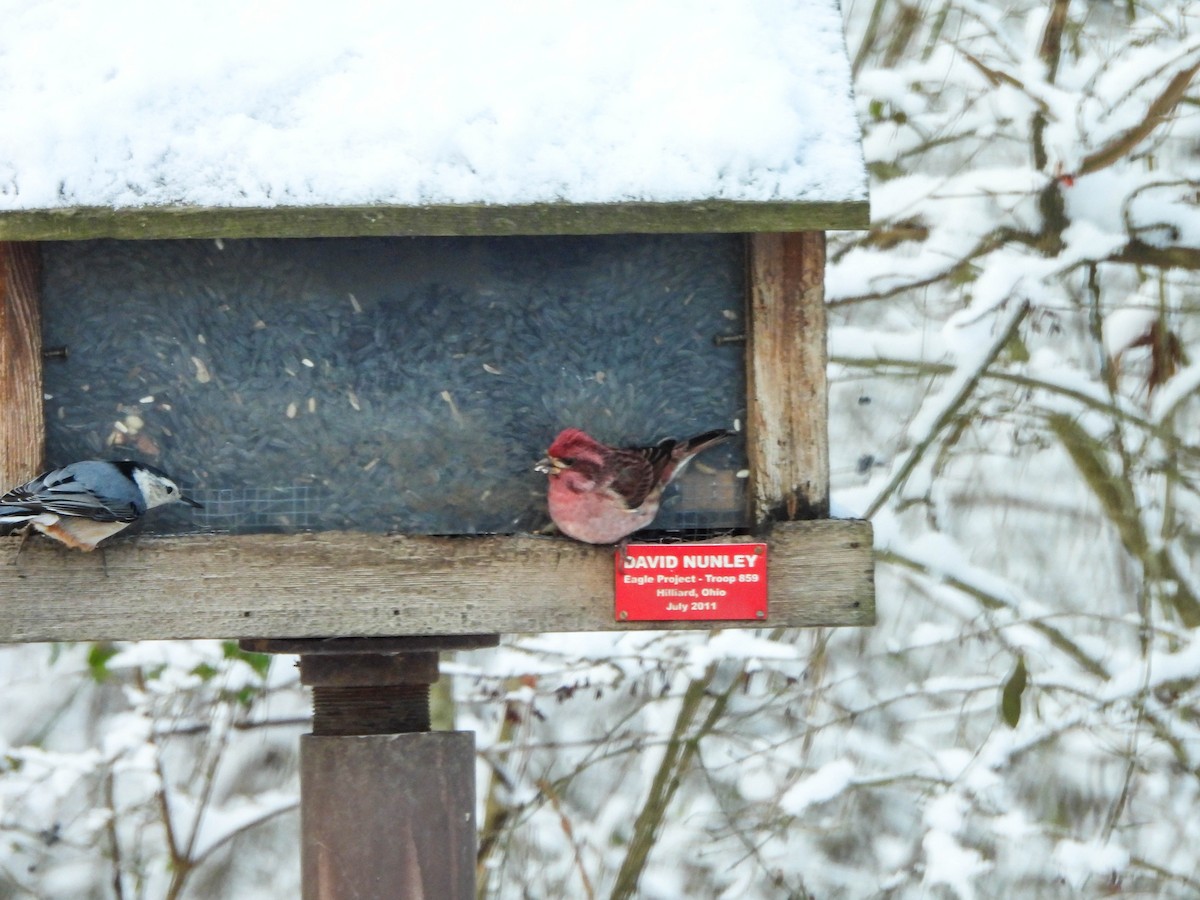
left=0, top=0, right=867, bottom=240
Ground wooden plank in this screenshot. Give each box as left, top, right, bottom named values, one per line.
left=0, top=200, right=870, bottom=241
left=301, top=733, right=476, bottom=900
left=0, top=242, right=43, bottom=488
left=746, top=232, right=829, bottom=523
left=0, top=520, right=874, bottom=642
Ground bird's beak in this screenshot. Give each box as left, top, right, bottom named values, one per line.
left=181, top=495, right=203, bottom=509
left=534, top=456, right=565, bottom=475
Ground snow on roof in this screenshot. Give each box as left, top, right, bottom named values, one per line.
left=0, top=0, right=866, bottom=212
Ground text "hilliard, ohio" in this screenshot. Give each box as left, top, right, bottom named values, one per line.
left=621, top=552, right=763, bottom=597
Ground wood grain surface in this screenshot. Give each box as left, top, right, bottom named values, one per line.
left=0, top=242, right=43, bottom=488
left=0, top=201, right=869, bottom=241
left=746, top=232, right=830, bottom=522
left=0, top=520, right=874, bottom=642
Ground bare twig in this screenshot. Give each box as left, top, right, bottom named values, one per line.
left=878, top=548, right=1108, bottom=679
left=1078, top=55, right=1200, bottom=175
left=610, top=664, right=735, bottom=900
left=103, top=770, right=126, bottom=900
left=535, top=778, right=595, bottom=900
left=864, top=300, right=1031, bottom=518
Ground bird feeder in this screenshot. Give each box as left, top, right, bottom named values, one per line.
left=0, top=3, right=872, bottom=897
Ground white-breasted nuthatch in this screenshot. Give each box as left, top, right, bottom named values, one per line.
left=0, top=460, right=201, bottom=551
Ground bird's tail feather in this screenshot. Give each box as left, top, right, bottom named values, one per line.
left=680, top=429, right=734, bottom=455
left=664, top=429, right=734, bottom=484
left=0, top=509, right=34, bottom=535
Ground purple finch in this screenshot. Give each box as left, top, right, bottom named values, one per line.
left=535, top=427, right=732, bottom=545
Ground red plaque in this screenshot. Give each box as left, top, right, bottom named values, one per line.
left=614, top=543, right=768, bottom=622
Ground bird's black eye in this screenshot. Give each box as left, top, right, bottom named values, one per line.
left=559, top=457, right=576, bottom=466
left=167, top=485, right=176, bottom=494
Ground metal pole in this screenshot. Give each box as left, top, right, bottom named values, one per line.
left=243, top=635, right=499, bottom=900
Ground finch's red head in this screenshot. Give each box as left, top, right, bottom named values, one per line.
left=547, top=428, right=603, bottom=460
left=535, top=428, right=608, bottom=476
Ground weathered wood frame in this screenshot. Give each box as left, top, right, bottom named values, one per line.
left=0, top=201, right=869, bottom=241
left=0, top=228, right=874, bottom=643
left=0, top=242, right=42, bottom=489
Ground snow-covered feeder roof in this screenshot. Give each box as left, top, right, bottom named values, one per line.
left=0, top=0, right=867, bottom=240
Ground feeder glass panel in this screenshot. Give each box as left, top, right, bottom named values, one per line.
left=41, top=236, right=748, bottom=536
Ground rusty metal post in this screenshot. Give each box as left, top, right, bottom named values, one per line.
left=243, top=635, right=498, bottom=900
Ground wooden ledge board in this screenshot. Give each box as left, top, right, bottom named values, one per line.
left=0, top=520, right=873, bottom=643
left=0, top=200, right=869, bottom=241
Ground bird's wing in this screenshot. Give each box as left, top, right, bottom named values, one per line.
left=0, top=465, right=140, bottom=522
left=607, top=441, right=676, bottom=510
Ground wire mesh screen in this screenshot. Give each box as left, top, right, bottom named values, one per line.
left=189, top=485, right=318, bottom=532
left=40, top=235, right=748, bottom=536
